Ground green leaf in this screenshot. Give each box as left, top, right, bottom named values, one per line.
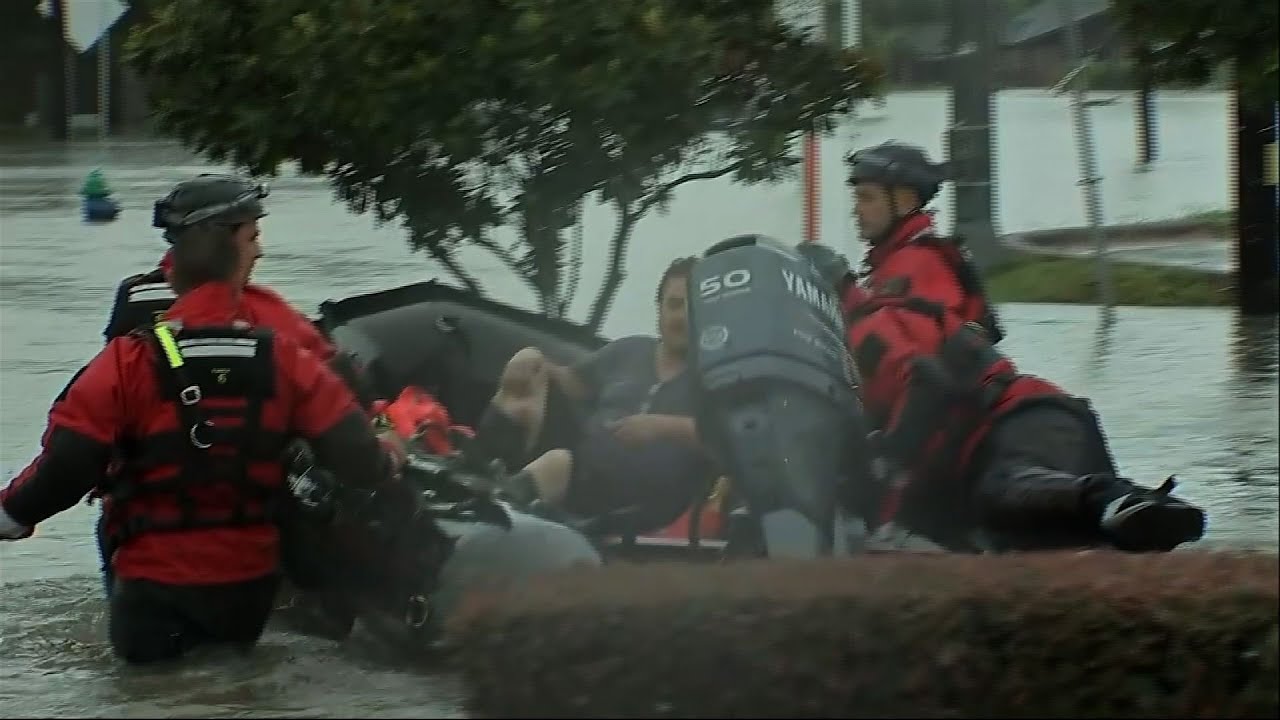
left=126, top=0, right=884, bottom=317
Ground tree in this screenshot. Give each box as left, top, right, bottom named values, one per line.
left=1110, top=0, right=1278, bottom=106
left=126, top=0, right=883, bottom=328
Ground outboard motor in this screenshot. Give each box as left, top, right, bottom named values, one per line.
left=688, top=235, right=874, bottom=558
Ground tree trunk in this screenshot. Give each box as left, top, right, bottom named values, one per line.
left=587, top=197, right=638, bottom=332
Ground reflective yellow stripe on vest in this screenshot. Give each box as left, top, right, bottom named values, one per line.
left=153, top=323, right=186, bottom=369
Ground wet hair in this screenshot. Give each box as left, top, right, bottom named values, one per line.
left=656, top=256, right=697, bottom=305
left=167, top=223, right=241, bottom=294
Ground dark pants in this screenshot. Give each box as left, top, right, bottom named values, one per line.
left=95, top=509, right=114, bottom=598
left=969, top=398, right=1120, bottom=550
left=479, top=383, right=705, bottom=535
left=108, top=572, right=281, bottom=664
left=566, top=423, right=707, bottom=535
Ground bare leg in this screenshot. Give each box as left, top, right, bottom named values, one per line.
left=520, top=448, right=575, bottom=506
left=490, top=347, right=552, bottom=454
left=473, top=348, right=553, bottom=469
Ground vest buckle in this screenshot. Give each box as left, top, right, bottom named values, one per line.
left=179, top=385, right=202, bottom=405
left=189, top=420, right=214, bottom=449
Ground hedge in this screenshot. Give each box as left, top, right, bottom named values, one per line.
left=448, top=551, right=1278, bottom=718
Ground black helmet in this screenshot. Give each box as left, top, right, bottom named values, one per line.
left=793, top=242, right=854, bottom=291
left=845, top=141, right=947, bottom=205
left=153, top=173, right=269, bottom=242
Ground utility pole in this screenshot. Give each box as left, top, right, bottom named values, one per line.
left=1133, top=44, right=1158, bottom=171
left=1230, top=76, right=1280, bottom=315
left=801, top=0, right=849, bottom=244
left=946, top=0, right=1003, bottom=268
left=1054, top=0, right=1113, bottom=309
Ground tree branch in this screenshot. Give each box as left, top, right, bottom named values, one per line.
left=472, top=235, right=529, bottom=280
left=637, top=159, right=747, bottom=216
left=425, top=243, right=486, bottom=297
left=587, top=194, right=639, bottom=331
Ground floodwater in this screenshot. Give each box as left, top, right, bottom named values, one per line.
left=1, top=89, right=1275, bottom=718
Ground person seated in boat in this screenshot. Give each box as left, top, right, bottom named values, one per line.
left=470, top=257, right=717, bottom=535
left=816, top=141, right=1207, bottom=553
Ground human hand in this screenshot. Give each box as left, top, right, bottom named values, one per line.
left=376, top=427, right=409, bottom=476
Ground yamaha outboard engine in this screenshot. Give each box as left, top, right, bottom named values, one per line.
left=688, top=235, right=874, bottom=558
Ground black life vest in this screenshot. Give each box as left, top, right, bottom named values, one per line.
left=103, top=268, right=178, bottom=342
left=105, top=323, right=289, bottom=548
left=852, top=232, right=1005, bottom=345
left=909, top=233, right=1005, bottom=344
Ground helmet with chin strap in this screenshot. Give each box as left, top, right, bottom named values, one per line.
left=153, top=174, right=270, bottom=243
left=845, top=141, right=948, bottom=207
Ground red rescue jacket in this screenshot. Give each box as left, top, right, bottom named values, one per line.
left=0, top=282, right=378, bottom=585
left=841, top=213, right=1062, bottom=517
left=156, top=249, right=336, bottom=361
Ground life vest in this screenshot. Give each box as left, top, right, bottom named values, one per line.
left=910, top=234, right=1004, bottom=344
left=104, top=269, right=177, bottom=342
left=850, top=231, right=1004, bottom=345
left=104, top=322, right=289, bottom=549
left=373, top=385, right=473, bottom=456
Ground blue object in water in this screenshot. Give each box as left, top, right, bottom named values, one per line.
left=83, top=195, right=121, bottom=223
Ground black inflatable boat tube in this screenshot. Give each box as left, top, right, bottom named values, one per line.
left=418, top=506, right=603, bottom=641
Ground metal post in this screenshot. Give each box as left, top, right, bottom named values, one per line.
left=799, top=0, right=847, bottom=244
left=843, top=0, right=858, bottom=48
left=1134, top=46, right=1157, bottom=171
left=1230, top=76, right=1280, bottom=315
left=947, top=0, right=1002, bottom=268
left=803, top=133, right=820, bottom=243
left=1055, top=0, right=1113, bottom=308
left=822, top=0, right=844, bottom=53
left=97, top=33, right=110, bottom=140
left=60, top=0, right=75, bottom=140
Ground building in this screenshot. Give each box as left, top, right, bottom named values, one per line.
left=998, top=0, right=1129, bottom=88
left=0, top=0, right=151, bottom=137
left=864, top=0, right=1136, bottom=90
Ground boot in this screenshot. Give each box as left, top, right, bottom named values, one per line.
left=978, top=466, right=1206, bottom=552
left=1092, top=475, right=1206, bottom=552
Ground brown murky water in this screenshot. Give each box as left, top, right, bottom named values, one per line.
left=1, top=90, right=1274, bottom=718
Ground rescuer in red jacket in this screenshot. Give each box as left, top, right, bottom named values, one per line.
left=819, top=141, right=1206, bottom=553
left=85, top=176, right=382, bottom=601
left=0, top=177, right=410, bottom=665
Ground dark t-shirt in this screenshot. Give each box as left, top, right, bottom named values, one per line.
left=570, top=335, right=697, bottom=429
left=563, top=335, right=712, bottom=522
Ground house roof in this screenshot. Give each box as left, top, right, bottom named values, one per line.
left=897, top=22, right=949, bottom=57
left=1000, top=0, right=1112, bottom=46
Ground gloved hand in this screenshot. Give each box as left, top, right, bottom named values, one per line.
left=793, top=242, right=856, bottom=293
left=376, top=427, right=409, bottom=476
left=0, top=503, right=33, bottom=541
